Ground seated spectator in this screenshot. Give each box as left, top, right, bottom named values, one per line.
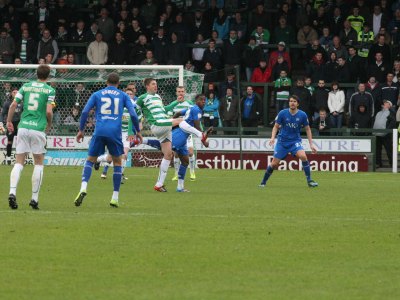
left=328, top=82, right=346, bottom=129
left=243, top=36, right=263, bottom=81
left=297, top=24, right=318, bottom=46
left=203, top=61, right=218, bottom=83
left=268, top=41, right=292, bottom=72
left=203, top=90, right=220, bottom=128
left=319, top=26, right=333, bottom=50
left=204, top=30, right=223, bottom=45
left=219, top=71, right=237, bottom=99
left=349, top=104, right=373, bottom=135
left=64, top=106, right=80, bottom=126
left=251, top=57, right=272, bottom=97
left=251, top=25, right=270, bottom=50
left=67, top=53, right=75, bottom=65
left=241, top=86, right=261, bottom=134
left=274, top=70, right=292, bottom=112
left=312, top=108, right=331, bottom=136
left=213, top=8, right=230, bottom=40
left=219, top=87, right=239, bottom=134
left=141, top=50, right=157, bottom=65
left=184, top=60, right=195, bottom=72
left=373, top=100, right=397, bottom=168
left=304, top=77, right=315, bottom=96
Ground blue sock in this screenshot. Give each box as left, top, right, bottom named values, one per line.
left=82, top=160, right=94, bottom=183
left=261, top=165, right=273, bottom=185
left=113, top=166, right=122, bottom=192
left=147, top=139, right=161, bottom=150
left=178, top=164, right=188, bottom=180
left=302, top=160, right=311, bottom=181
left=103, top=165, right=109, bottom=174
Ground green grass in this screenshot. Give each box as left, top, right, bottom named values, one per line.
left=0, top=166, right=399, bottom=300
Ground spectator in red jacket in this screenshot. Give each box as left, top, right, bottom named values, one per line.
left=251, top=57, right=271, bottom=97
left=268, top=41, right=292, bottom=71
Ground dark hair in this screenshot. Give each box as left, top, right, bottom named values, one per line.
left=289, top=94, right=300, bottom=103
left=107, top=72, right=120, bottom=85
left=37, top=65, right=51, bottom=80
left=331, top=81, right=340, bottom=88
left=195, top=94, right=206, bottom=102
left=144, top=77, right=156, bottom=87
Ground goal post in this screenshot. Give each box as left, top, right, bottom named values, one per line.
left=0, top=64, right=205, bottom=167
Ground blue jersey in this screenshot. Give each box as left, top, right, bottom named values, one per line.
left=275, top=109, right=309, bottom=143
left=80, top=86, right=140, bottom=137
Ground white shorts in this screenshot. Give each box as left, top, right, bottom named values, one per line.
left=151, top=125, right=172, bottom=143
left=16, top=128, right=47, bottom=154
left=122, top=131, right=130, bottom=148
left=186, top=134, right=194, bottom=149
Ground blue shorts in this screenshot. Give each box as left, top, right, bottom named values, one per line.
left=274, top=140, right=304, bottom=160
left=88, top=135, right=124, bottom=157
left=172, top=129, right=189, bottom=156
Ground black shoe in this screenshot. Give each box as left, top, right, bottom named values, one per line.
left=8, top=194, right=18, bottom=209
left=94, top=161, right=100, bottom=170
left=29, top=199, right=39, bottom=210
left=74, top=191, right=87, bottom=207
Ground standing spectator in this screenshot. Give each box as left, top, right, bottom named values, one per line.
left=141, top=0, right=158, bottom=31
left=388, top=9, right=400, bottom=45
left=297, top=24, right=319, bottom=46
left=274, top=70, right=292, bottom=112
left=84, top=22, right=99, bottom=43
left=69, top=20, right=86, bottom=64
left=335, top=57, right=351, bottom=83
left=15, top=29, right=36, bottom=64
left=223, top=30, right=242, bottom=72
left=347, top=6, right=365, bottom=33
left=166, top=32, right=187, bottom=65
left=129, top=35, right=151, bottom=65
left=357, top=23, right=374, bottom=60
left=311, top=6, right=329, bottom=35
left=349, top=104, right=373, bottom=135
left=151, top=27, right=168, bottom=64
left=201, top=39, right=222, bottom=70
left=169, top=13, right=191, bottom=43
left=367, top=52, right=390, bottom=84
left=328, top=82, right=345, bottom=129
left=243, top=36, right=263, bottom=81
left=204, top=30, right=223, bottom=45
left=248, top=2, right=269, bottom=33
left=191, top=10, right=209, bottom=41
left=86, top=32, right=108, bottom=65
left=219, top=87, right=239, bottom=134
left=0, top=28, right=15, bottom=63
left=213, top=8, right=230, bottom=40
left=368, top=34, right=392, bottom=65
left=339, top=20, right=358, bottom=46
left=371, top=5, right=389, bottom=37
left=67, top=53, right=75, bottom=65
left=319, top=26, right=333, bottom=51
left=312, top=79, right=330, bottom=119
left=272, top=55, right=290, bottom=82
left=229, top=12, right=247, bottom=41
left=347, top=46, right=366, bottom=83
left=305, top=39, right=327, bottom=65
left=96, top=8, right=114, bottom=43
left=381, top=72, right=400, bottom=110
left=55, top=24, right=69, bottom=43
left=37, top=29, right=58, bottom=63
left=349, top=83, right=375, bottom=118
left=241, top=86, right=261, bottom=134
left=312, top=108, right=331, bottom=136
left=108, top=32, right=128, bottom=65
left=125, top=19, right=145, bottom=45
left=34, top=0, right=51, bottom=26
left=393, top=60, right=400, bottom=83
left=203, top=61, right=218, bottom=83
left=327, top=36, right=348, bottom=60
left=192, top=33, right=206, bottom=72
left=250, top=57, right=272, bottom=97
left=218, top=71, right=237, bottom=99
left=307, top=52, right=326, bottom=83
left=290, top=77, right=312, bottom=121
left=373, top=100, right=397, bottom=168
left=203, top=90, right=220, bottom=128
left=329, top=6, right=345, bottom=36
left=325, top=52, right=339, bottom=83
left=366, top=76, right=382, bottom=117
left=274, top=15, right=296, bottom=45
left=268, top=41, right=292, bottom=72
left=304, top=77, right=315, bottom=96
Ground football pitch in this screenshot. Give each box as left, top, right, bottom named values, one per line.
left=0, top=166, right=399, bottom=300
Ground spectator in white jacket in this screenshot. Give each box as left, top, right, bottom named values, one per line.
left=87, top=32, right=108, bottom=65
left=328, top=82, right=346, bottom=129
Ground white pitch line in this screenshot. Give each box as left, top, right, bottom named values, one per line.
left=0, top=210, right=399, bottom=223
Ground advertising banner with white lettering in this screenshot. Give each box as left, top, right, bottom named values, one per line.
left=0, top=136, right=372, bottom=153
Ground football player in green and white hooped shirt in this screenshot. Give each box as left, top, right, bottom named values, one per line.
left=168, top=86, right=197, bottom=181
left=135, top=78, right=206, bottom=192
left=6, top=65, right=55, bottom=210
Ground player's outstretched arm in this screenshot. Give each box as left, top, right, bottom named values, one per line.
left=305, top=125, right=317, bottom=154
left=6, top=100, right=18, bottom=133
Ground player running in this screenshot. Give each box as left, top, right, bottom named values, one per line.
left=136, top=78, right=206, bottom=192
left=74, top=73, right=142, bottom=208
left=6, top=65, right=55, bottom=210
left=172, top=94, right=212, bottom=192
left=259, top=95, right=318, bottom=188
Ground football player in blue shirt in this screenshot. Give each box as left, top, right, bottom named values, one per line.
left=260, top=95, right=318, bottom=187
left=74, top=73, right=143, bottom=207
left=172, top=94, right=212, bottom=192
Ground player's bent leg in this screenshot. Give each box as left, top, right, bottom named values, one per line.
left=177, top=154, right=190, bottom=192
left=296, top=150, right=318, bottom=187
left=8, top=153, right=25, bottom=209
left=110, top=155, right=123, bottom=207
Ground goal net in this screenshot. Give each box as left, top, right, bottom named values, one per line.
left=0, top=64, right=204, bottom=167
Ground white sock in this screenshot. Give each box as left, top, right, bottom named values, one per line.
left=174, top=157, right=180, bottom=176
left=189, top=155, right=196, bottom=174
left=179, top=121, right=202, bottom=138
left=156, top=158, right=170, bottom=187
left=97, top=154, right=108, bottom=163
left=178, top=179, right=184, bottom=190
left=112, top=191, right=119, bottom=200
left=10, top=163, right=23, bottom=195
left=32, top=165, right=44, bottom=202
left=80, top=181, right=88, bottom=192
left=142, top=138, right=148, bottom=145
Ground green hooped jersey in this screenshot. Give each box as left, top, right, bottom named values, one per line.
left=122, top=98, right=142, bottom=133
left=166, top=99, right=194, bottom=116
left=15, top=81, right=55, bottom=132
left=135, top=92, right=171, bottom=126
